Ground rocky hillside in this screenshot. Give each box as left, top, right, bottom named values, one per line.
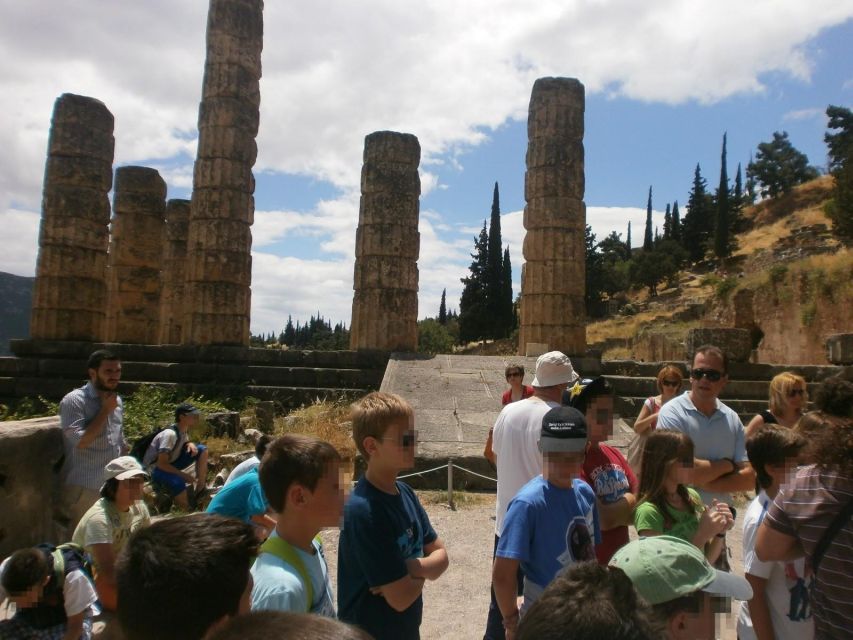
left=588, top=176, right=851, bottom=365
left=0, top=272, right=33, bottom=355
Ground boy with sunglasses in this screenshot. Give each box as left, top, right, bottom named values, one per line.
left=338, top=392, right=449, bottom=640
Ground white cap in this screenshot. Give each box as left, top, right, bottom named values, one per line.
left=102, top=456, right=149, bottom=483
left=531, top=351, right=578, bottom=388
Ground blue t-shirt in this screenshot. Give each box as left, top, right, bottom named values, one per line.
left=497, top=476, right=600, bottom=608
left=205, top=468, right=268, bottom=524
left=338, top=477, right=437, bottom=640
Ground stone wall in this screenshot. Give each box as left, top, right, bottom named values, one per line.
left=106, top=166, right=167, bottom=343
left=30, top=94, right=115, bottom=342
left=350, top=131, right=421, bottom=351
left=0, top=417, right=64, bottom=558
left=518, top=78, right=587, bottom=356
left=183, top=0, right=263, bottom=346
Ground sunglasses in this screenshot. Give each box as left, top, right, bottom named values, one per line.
left=661, top=379, right=680, bottom=387
left=506, top=372, right=523, bottom=378
left=788, top=389, right=806, bottom=397
left=690, top=369, right=723, bottom=382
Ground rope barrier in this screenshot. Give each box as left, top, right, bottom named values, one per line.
left=397, top=463, right=452, bottom=479
left=396, top=460, right=497, bottom=511
left=449, top=463, right=497, bottom=483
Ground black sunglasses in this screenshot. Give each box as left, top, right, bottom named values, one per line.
left=788, top=389, right=806, bottom=397
left=661, top=379, right=680, bottom=387
left=690, top=369, right=723, bottom=382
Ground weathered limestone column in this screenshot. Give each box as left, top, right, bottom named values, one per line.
left=350, top=131, right=420, bottom=351
left=518, top=78, right=586, bottom=356
left=31, top=94, right=114, bottom=341
left=183, top=0, right=263, bottom=345
left=105, top=167, right=166, bottom=343
left=159, top=199, right=191, bottom=344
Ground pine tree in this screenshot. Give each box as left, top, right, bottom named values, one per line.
left=486, top=182, right=505, bottom=338
left=663, top=203, right=672, bottom=239
left=283, top=315, right=296, bottom=345
left=747, top=131, right=819, bottom=198
left=626, top=221, right=632, bottom=259
left=643, top=186, right=654, bottom=251
left=714, top=133, right=732, bottom=259
left=438, top=289, right=447, bottom=325
left=745, top=152, right=757, bottom=204
left=458, top=221, right=489, bottom=343
left=682, top=164, right=712, bottom=262
left=501, top=247, right=514, bottom=334
left=825, top=105, right=853, bottom=244
left=671, top=201, right=681, bottom=242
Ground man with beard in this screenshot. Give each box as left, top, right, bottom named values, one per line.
left=60, top=349, right=126, bottom=535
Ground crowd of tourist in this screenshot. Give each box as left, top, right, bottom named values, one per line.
left=0, top=346, right=851, bottom=639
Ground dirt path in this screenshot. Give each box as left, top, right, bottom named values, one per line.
left=321, top=492, right=746, bottom=640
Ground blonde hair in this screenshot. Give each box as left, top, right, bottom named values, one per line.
left=768, top=372, right=808, bottom=415
left=655, top=365, right=683, bottom=393
left=350, top=391, right=413, bottom=459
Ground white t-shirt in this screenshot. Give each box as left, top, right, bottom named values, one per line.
left=737, top=491, right=815, bottom=640
left=0, top=558, right=98, bottom=619
left=225, top=456, right=261, bottom=486
left=491, top=395, right=559, bottom=536
left=142, top=426, right=188, bottom=467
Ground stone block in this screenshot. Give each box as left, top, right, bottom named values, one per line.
left=35, top=245, right=108, bottom=278
left=205, top=411, right=240, bottom=438
left=114, top=166, right=167, bottom=198
left=208, top=0, right=264, bottom=40
left=186, top=218, right=252, bottom=251
left=183, top=313, right=250, bottom=346
left=191, top=188, right=255, bottom=224
left=520, top=260, right=585, bottom=295
left=186, top=250, right=252, bottom=285
left=522, top=229, right=584, bottom=262
left=357, top=193, right=420, bottom=227
left=363, top=131, right=420, bottom=164
left=525, top=342, right=550, bottom=357
left=38, top=216, right=110, bottom=252
left=360, top=162, right=421, bottom=196
left=353, top=257, right=419, bottom=291
left=42, top=185, right=112, bottom=223
left=47, top=123, right=115, bottom=163
left=32, top=277, right=107, bottom=311
left=354, top=224, right=420, bottom=259
left=685, top=328, right=752, bottom=363
left=203, top=33, right=263, bottom=76
left=193, top=156, right=256, bottom=191
left=253, top=401, right=274, bottom=433
left=826, top=334, right=853, bottom=365
left=51, top=93, right=114, bottom=131
left=44, top=156, right=113, bottom=191
left=197, top=124, right=259, bottom=163
left=197, top=98, right=260, bottom=136
left=0, top=416, right=65, bottom=558
left=522, top=197, right=585, bottom=229
left=524, top=165, right=585, bottom=200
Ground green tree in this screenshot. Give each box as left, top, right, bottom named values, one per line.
left=682, top=164, right=713, bottom=262
left=663, top=203, right=672, bottom=239
left=825, top=105, right=853, bottom=245
left=486, top=182, right=505, bottom=337
left=745, top=152, right=757, bottom=204
left=626, top=221, right=632, bottom=258
left=643, top=186, right=654, bottom=250
left=417, top=318, right=454, bottom=354
left=714, top=133, right=733, bottom=259
left=458, top=221, right=489, bottom=343
left=671, top=200, right=681, bottom=243
left=438, top=289, right=447, bottom=325
left=282, top=315, right=296, bottom=346
left=597, top=231, right=631, bottom=297
left=746, top=131, right=820, bottom=199
left=501, top=247, right=515, bottom=334
left=585, top=225, right=605, bottom=313
left=629, top=240, right=685, bottom=296
left=731, top=163, right=747, bottom=234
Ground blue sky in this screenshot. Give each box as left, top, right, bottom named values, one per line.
left=0, top=2, right=851, bottom=335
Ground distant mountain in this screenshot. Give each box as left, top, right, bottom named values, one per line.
left=0, top=271, right=33, bottom=355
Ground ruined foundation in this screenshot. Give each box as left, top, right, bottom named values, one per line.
left=350, top=131, right=421, bottom=351
left=183, top=0, right=263, bottom=345
left=30, top=94, right=115, bottom=341
left=105, top=166, right=167, bottom=344
left=519, top=77, right=587, bottom=356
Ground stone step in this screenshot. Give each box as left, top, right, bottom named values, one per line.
left=615, top=395, right=773, bottom=425
left=604, top=375, right=822, bottom=401
left=601, top=359, right=844, bottom=382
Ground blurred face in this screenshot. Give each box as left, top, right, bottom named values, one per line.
left=671, top=594, right=727, bottom=640
left=785, top=384, right=807, bottom=410
left=305, top=462, right=347, bottom=528
left=371, top=417, right=417, bottom=471
left=689, top=352, right=727, bottom=403
left=116, top=476, right=145, bottom=507
left=665, top=457, right=694, bottom=488
left=9, top=580, right=47, bottom=609
left=586, top=396, right=614, bottom=443
left=660, top=376, right=681, bottom=399
left=544, top=450, right=585, bottom=488
left=178, top=412, right=200, bottom=432
left=90, top=359, right=121, bottom=391
left=506, top=369, right=524, bottom=388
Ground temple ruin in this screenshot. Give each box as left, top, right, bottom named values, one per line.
left=350, top=131, right=421, bottom=352
left=159, top=199, right=192, bottom=345
left=518, top=77, right=587, bottom=356
left=30, top=94, right=115, bottom=342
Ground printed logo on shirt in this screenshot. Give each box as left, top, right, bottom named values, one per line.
left=784, top=562, right=813, bottom=622
left=557, top=516, right=595, bottom=567
left=589, top=465, right=630, bottom=504
left=396, top=525, right=423, bottom=559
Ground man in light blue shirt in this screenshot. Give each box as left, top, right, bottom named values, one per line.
left=656, top=344, right=756, bottom=507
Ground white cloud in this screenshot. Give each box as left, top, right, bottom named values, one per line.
left=783, top=107, right=825, bottom=122
left=0, top=208, right=39, bottom=276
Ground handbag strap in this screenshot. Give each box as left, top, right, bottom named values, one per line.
left=811, top=495, right=853, bottom=576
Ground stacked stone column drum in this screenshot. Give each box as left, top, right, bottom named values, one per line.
left=518, top=78, right=587, bottom=356
left=184, top=0, right=263, bottom=346
left=105, top=167, right=167, bottom=344
left=350, top=132, right=421, bottom=352
left=31, top=94, right=115, bottom=341
left=159, top=199, right=191, bottom=344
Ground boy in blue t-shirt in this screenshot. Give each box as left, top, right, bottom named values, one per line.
left=206, top=468, right=276, bottom=539
left=493, top=405, right=601, bottom=638
left=338, top=392, right=449, bottom=640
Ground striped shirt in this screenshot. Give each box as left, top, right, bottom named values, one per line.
left=764, top=466, right=853, bottom=638
left=60, top=382, right=124, bottom=491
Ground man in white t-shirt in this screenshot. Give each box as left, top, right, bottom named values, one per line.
left=483, top=351, right=578, bottom=640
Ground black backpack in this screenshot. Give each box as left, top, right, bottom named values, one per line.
left=129, top=424, right=181, bottom=463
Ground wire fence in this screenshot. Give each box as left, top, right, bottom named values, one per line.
left=398, top=460, right=496, bottom=511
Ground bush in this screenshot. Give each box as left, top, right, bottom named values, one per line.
left=0, top=396, right=59, bottom=421
left=122, top=384, right=228, bottom=443
left=768, top=264, right=788, bottom=285
left=715, top=277, right=738, bottom=300
left=417, top=318, right=454, bottom=354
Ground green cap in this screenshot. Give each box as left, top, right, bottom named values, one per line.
left=609, top=535, right=752, bottom=605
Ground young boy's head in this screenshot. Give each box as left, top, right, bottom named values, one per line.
left=0, top=548, right=50, bottom=608
left=567, top=377, right=614, bottom=443
left=746, top=425, right=807, bottom=492
left=259, top=434, right=343, bottom=527
left=351, top=391, right=415, bottom=470
left=539, top=405, right=588, bottom=488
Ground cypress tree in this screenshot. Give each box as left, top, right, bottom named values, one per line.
left=682, top=164, right=711, bottom=262
left=731, top=162, right=746, bottom=234
left=643, top=186, right=654, bottom=250
left=626, top=221, right=632, bottom=259
left=671, top=201, right=681, bottom=242
left=663, top=203, right=672, bottom=239
left=283, top=315, right=296, bottom=345
left=438, top=289, right=447, bottom=325
left=714, top=133, right=731, bottom=259
left=745, top=152, right=757, bottom=204
left=459, top=221, right=489, bottom=342
left=501, top=247, right=514, bottom=335
left=485, top=182, right=504, bottom=337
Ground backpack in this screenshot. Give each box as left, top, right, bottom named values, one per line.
left=129, top=424, right=181, bottom=464
left=17, top=543, right=94, bottom=629
left=257, top=536, right=323, bottom=612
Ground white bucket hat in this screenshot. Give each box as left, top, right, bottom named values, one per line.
left=531, top=351, right=578, bottom=387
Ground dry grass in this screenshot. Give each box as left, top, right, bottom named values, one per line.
left=417, top=490, right=494, bottom=508
left=275, top=400, right=358, bottom=462
left=587, top=308, right=679, bottom=343
left=735, top=202, right=831, bottom=257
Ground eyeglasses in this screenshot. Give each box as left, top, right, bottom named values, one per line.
left=690, top=369, right=723, bottom=382
left=661, top=379, right=680, bottom=388
left=788, top=389, right=806, bottom=397
left=381, top=432, right=416, bottom=448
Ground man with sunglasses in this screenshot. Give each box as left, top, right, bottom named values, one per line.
left=656, top=345, right=756, bottom=510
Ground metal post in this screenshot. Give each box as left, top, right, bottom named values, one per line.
left=447, top=459, right=456, bottom=511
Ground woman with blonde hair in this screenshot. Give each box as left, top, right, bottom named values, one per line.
left=746, top=372, right=808, bottom=436
left=633, top=430, right=732, bottom=564
left=627, top=365, right=682, bottom=474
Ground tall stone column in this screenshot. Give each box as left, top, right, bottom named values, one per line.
left=518, top=77, right=587, bottom=356
left=159, top=199, right=191, bottom=344
left=31, top=94, right=115, bottom=341
left=350, top=131, right=420, bottom=352
left=183, top=0, right=263, bottom=346
left=105, top=167, right=166, bottom=344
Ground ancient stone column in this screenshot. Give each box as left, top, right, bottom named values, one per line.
left=518, top=78, right=586, bottom=356
left=30, top=94, right=114, bottom=341
left=350, top=131, right=420, bottom=351
left=183, top=0, right=263, bottom=346
left=105, top=167, right=167, bottom=344
left=159, top=199, right=191, bottom=344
